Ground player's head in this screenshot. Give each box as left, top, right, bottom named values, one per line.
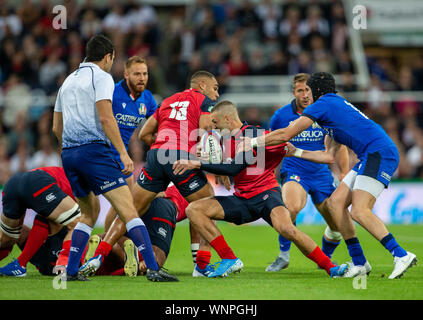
left=292, top=73, right=312, bottom=110
left=190, top=71, right=219, bottom=101
left=306, top=72, right=336, bottom=101
left=210, top=100, right=242, bottom=132
left=85, top=34, right=115, bottom=72
left=124, top=56, right=148, bottom=94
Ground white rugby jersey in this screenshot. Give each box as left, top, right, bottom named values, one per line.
left=54, top=62, right=115, bottom=148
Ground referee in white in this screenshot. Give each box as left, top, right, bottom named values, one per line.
left=53, top=34, right=177, bottom=281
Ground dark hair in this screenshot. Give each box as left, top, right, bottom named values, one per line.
left=85, top=34, right=114, bottom=62
left=306, top=72, right=336, bottom=101
left=190, top=70, right=215, bottom=83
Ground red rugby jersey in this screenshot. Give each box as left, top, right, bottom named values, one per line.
left=32, top=166, right=76, bottom=201
left=228, top=124, right=286, bottom=199
left=151, top=88, right=214, bottom=154
left=164, top=184, right=189, bottom=223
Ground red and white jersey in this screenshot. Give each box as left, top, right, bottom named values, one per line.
left=228, top=124, right=287, bottom=199
left=151, top=88, right=214, bottom=154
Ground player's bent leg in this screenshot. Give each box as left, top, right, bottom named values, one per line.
left=184, top=182, right=214, bottom=203
left=101, top=185, right=177, bottom=282
left=132, top=183, right=158, bottom=217
left=315, top=200, right=342, bottom=260
left=270, top=206, right=347, bottom=277
left=266, top=181, right=307, bottom=272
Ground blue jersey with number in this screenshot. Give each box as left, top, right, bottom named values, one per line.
left=302, top=93, right=396, bottom=159
left=111, top=80, right=157, bottom=152
left=271, top=100, right=329, bottom=175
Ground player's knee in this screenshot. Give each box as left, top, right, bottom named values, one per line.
left=185, top=202, right=203, bottom=220
left=275, top=223, right=297, bottom=241
left=349, top=205, right=369, bottom=222
left=285, top=202, right=303, bottom=215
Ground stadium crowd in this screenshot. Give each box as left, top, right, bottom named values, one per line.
left=0, top=0, right=422, bottom=190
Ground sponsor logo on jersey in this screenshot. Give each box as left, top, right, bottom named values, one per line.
left=189, top=181, right=199, bottom=190
left=263, top=194, right=269, bottom=200
left=139, top=103, right=146, bottom=115
left=290, top=174, right=301, bottom=182
left=158, top=227, right=167, bottom=238
left=100, top=180, right=117, bottom=190
left=46, top=193, right=56, bottom=203
left=381, top=171, right=392, bottom=182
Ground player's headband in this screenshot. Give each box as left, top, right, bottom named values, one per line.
left=307, top=72, right=337, bottom=102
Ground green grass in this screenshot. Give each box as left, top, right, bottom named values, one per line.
left=0, top=223, right=422, bottom=300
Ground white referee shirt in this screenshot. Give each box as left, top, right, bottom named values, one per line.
left=54, top=62, right=115, bottom=148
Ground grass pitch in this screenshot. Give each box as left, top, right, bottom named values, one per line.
left=0, top=223, right=422, bottom=300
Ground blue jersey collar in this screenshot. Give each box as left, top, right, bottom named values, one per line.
left=120, top=79, right=141, bottom=101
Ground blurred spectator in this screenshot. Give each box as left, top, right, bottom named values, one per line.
left=6, top=111, right=34, bottom=155
left=224, top=50, right=249, bottom=76
left=2, top=74, right=32, bottom=128
left=279, top=5, right=301, bottom=37
left=0, top=139, right=10, bottom=188
left=298, top=5, right=330, bottom=39
left=0, top=6, right=22, bottom=41
left=255, top=0, right=282, bottom=41
left=29, top=134, right=61, bottom=169
left=10, top=138, right=32, bottom=174
left=39, top=51, right=66, bottom=92
left=80, top=9, right=102, bottom=40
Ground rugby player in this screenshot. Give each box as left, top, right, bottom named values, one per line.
left=83, top=184, right=189, bottom=277
left=53, top=34, right=176, bottom=281
left=0, top=166, right=80, bottom=276
left=103, top=56, right=157, bottom=228
left=266, top=73, right=349, bottom=272
left=82, top=70, right=223, bottom=278
left=240, top=72, right=417, bottom=279
left=173, top=100, right=349, bottom=278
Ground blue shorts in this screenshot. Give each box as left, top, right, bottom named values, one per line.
left=137, top=149, right=208, bottom=198
left=111, top=148, right=133, bottom=179
left=353, top=146, right=399, bottom=187
left=61, top=143, right=127, bottom=198
left=215, top=187, right=285, bottom=226
left=280, top=169, right=336, bottom=205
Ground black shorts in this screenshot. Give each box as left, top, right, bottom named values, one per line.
left=2, top=170, right=68, bottom=220
left=215, top=187, right=285, bottom=226
left=27, top=226, right=68, bottom=276
left=142, top=197, right=177, bottom=256
left=137, top=149, right=208, bottom=197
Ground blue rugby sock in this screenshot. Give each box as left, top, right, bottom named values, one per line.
left=278, top=222, right=295, bottom=253
left=67, top=222, right=92, bottom=276
left=321, top=236, right=340, bottom=259
left=380, top=233, right=407, bottom=258
left=345, top=237, right=367, bottom=266
left=126, top=218, right=159, bottom=271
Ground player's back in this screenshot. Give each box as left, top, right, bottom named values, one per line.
left=151, top=88, right=213, bottom=154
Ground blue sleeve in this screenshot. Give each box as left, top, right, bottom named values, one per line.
left=200, top=96, right=215, bottom=113
left=270, top=111, right=279, bottom=131
left=302, top=100, right=328, bottom=123
left=146, top=91, right=157, bottom=117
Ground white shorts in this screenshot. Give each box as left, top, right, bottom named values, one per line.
left=341, top=169, right=385, bottom=199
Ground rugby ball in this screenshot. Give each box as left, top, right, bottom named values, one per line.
left=200, top=130, right=223, bottom=164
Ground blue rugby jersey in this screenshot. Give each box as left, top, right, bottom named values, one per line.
left=270, top=99, right=330, bottom=174
left=302, top=93, right=397, bottom=159
left=111, top=79, right=157, bottom=152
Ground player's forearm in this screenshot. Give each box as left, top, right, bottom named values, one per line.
left=251, top=129, right=290, bottom=148
left=200, top=152, right=251, bottom=176
left=52, top=112, right=63, bottom=146
left=296, top=150, right=335, bottom=164
left=334, top=145, right=350, bottom=176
